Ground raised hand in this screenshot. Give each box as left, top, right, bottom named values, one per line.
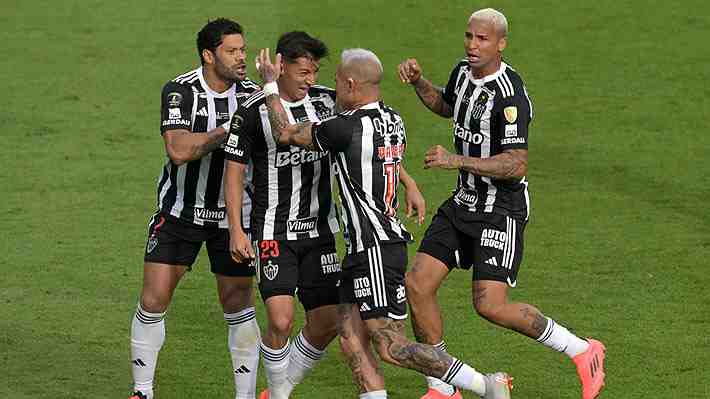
left=255, top=48, right=282, bottom=84
left=398, top=58, right=423, bottom=84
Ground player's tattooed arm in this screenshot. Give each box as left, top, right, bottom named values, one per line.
left=163, top=126, right=228, bottom=165
left=412, top=78, right=453, bottom=118
left=263, top=93, right=316, bottom=150
left=368, top=318, right=452, bottom=378
left=398, top=58, right=453, bottom=118
left=424, top=145, right=528, bottom=179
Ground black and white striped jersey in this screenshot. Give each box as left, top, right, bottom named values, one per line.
left=442, top=60, right=533, bottom=221
left=312, top=101, right=412, bottom=254
left=224, top=85, right=339, bottom=241
left=156, top=67, right=259, bottom=229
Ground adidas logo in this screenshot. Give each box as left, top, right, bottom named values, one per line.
left=485, top=257, right=498, bottom=266
left=132, top=358, right=146, bottom=367
left=359, top=303, right=371, bottom=312
left=234, top=365, right=251, bottom=374
left=196, top=107, right=208, bottom=117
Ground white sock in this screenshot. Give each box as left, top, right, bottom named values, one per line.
left=260, top=338, right=291, bottom=399
left=536, top=317, right=590, bottom=358
left=225, top=308, right=260, bottom=399
left=130, top=303, right=165, bottom=398
left=359, top=390, right=387, bottom=398
left=285, top=330, right=325, bottom=394
left=424, top=342, right=455, bottom=396
left=440, top=358, right=486, bottom=397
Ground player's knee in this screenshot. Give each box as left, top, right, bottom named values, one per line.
left=473, top=300, right=503, bottom=323
left=140, top=292, right=170, bottom=313
left=268, top=314, right=294, bottom=338
left=405, top=272, right=428, bottom=299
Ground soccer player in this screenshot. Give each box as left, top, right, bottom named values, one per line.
left=223, top=31, right=341, bottom=399
left=397, top=8, right=606, bottom=399
left=255, top=47, right=513, bottom=399
left=129, top=19, right=260, bottom=399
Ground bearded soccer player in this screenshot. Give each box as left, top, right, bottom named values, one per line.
left=129, top=18, right=260, bottom=399
left=255, top=47, right=513, bottom=399
left=397, top=8, right=606, bottom=399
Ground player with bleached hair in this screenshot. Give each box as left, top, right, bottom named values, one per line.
left=256, top=46, right=514, bottom=399
left=398, top=8, right=606, bottom=399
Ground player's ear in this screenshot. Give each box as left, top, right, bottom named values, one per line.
left=347, top=78, right=356, bottom=92
left=498, top=36, right=507, bottom=53
left=203, top=48, right=214, bottom=65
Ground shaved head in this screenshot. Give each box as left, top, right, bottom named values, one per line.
left=339, top=48, right=383, bottom=84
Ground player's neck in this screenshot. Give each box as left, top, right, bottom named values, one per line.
left=470, top=59, right=502, bottom=80
left=202, top=66, right=234, bottom=94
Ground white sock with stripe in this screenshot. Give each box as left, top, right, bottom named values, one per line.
left=439, top=358, right=486, bottom=397
left=225, top=308, right=260, bottom=399
left=359, top=390, right=387, bottom=398
left=536, top=317, right=590, bottom=358
left=425, top=341, right=456, bottom=396
left=130, top=303, right=165, bottom=399
left=285, top=330, right=325, bottom=392
left=260, top=338, right=290, bottom=399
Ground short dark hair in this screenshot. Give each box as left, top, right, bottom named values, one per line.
left=197, top=18, right=243, bottom=65
left=276, top=31, right=328, bottom=63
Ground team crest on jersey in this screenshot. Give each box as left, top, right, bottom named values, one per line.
left=146, top=237, right=158, bottom=254
left=312, top=100, right=334, bottom=120
left=504, top=106, right=518, bottom=123
left=263, top=260, right=279, bottom=281
left=471, top=90, right=492, bottom=120
left=167, top=92, right=182, bottom=107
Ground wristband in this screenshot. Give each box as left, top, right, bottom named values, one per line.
left=262, top=81, right=279, bottom=96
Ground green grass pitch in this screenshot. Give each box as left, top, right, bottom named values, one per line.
left=2, top=1, right=709, bottom=398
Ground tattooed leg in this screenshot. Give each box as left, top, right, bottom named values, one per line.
left=472, top=279, right=552, bottom=339
left=337, top=303, right=385, bottom=393
left=365, top=317, right=454, bottom=378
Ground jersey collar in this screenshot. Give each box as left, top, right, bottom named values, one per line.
left=197, top=67, right=236, bottom=98
left=469, top=61, right=508, bottom=85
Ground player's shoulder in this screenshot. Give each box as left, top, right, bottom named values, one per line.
left=238, top=89, right=267, bottom=110
left=491, top=62, right=528, bottom=100
left=164, top=68, right=201, bottom=92
left=236, top=78, right=261, bottom=95
left=451, top=58, right=469, bottom=73
left=308, top=84, right=336, bottom=99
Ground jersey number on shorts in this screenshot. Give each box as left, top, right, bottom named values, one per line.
left=259, top=240, right=280, bottom=259
left=382, top=160, right=401, bottom=217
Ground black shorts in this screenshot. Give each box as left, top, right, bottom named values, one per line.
left=340, top=242, right=408, bottom=321
left=143, top=212, right=255, bottom=277
left=418, top=198, right=525, bottom=287
left=254, top=236, right=340, bottom=312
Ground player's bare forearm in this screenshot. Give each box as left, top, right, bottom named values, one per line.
left=368, top=318, right=452, bottom=377
left=224, top=160, right=246, bottom=235
left=399, top=165, right=416, bottom=189
left=164, top=127, right=227, bottom=165
left=264, top=93, right=315, bottom=150
left=455, top=149, right=528, bottom=179
left=412, top=78, right=453, bottom=118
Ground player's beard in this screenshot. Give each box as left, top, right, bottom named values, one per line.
left=214, top=56, right=244, bottom=84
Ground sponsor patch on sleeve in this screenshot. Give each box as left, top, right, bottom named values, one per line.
left=505, top=124, right=518, bottom=137
left=227, top=134, right=239, bottom=148
left=168, top=108, right=181, bottom=119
